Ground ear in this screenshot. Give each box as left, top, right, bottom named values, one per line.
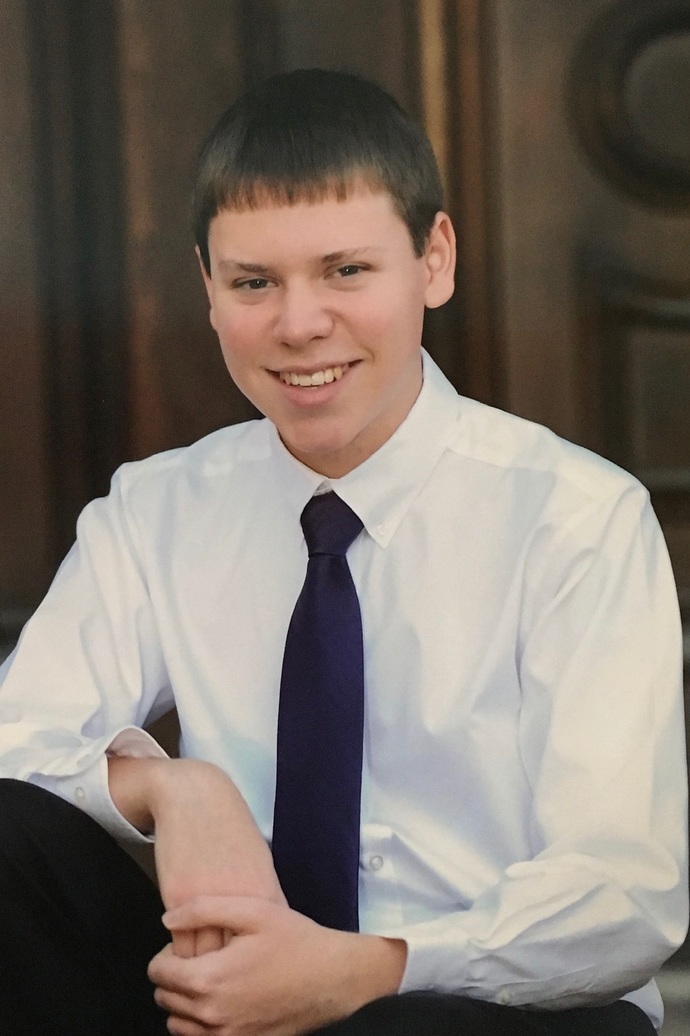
left=422, top=212, right=456, bottom=309
left=196, top=245, right=217, bottom=331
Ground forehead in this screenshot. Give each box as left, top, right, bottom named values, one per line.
left=207, top=186, right=414, bottom=262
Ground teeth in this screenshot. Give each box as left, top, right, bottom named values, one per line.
left=279, top=364, right=348, bottom=387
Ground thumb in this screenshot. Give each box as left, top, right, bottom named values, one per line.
left=163, top=894, right=272, bottom=934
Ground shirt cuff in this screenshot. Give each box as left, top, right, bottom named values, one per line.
left=54, top=725, right=168, bottom=846
left=393, top=915, right=469, bottom=995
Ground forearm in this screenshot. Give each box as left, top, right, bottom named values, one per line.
left=107, top=755, right=165, bottom=833
left=109, top=755, right=285, bottom=910
left=107, top=755, right=258, bottom=835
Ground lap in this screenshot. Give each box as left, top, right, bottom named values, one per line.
left=316, top=992, right=656, bottom=1036
left=0, top=781, right=658, bottom=1036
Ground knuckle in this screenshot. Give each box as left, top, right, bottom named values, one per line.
left=197, top=1001, right=222, bottom=1027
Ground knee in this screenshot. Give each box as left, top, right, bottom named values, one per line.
left=0, top=778, right=82, bottom=866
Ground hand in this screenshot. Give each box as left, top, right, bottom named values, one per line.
left=149, top=896, right=407, bottom=1036
left=109, top=757, right=286, bottom=956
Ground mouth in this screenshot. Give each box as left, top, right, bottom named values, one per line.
left=274, top=362, right=353, bottom=388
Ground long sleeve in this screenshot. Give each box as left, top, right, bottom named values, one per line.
left=0, top=469, right=173, bottom=843
left=396, top=486, right=688, bottom=1013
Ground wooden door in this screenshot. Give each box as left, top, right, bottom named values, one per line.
left=487, top=0, right=690, bottom=957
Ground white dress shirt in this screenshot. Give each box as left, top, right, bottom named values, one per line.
left=0, top=351, right=687, bottom=1027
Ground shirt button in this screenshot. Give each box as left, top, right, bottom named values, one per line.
left=74, top=787, right=86, bottom=803
left=368, top=854, right=384, bottom=871
left=376, top=523, right=386, bottom=537
left=497, top=991, right=511, bottom=1006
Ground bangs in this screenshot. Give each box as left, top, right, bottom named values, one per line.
left=211, top=169, right=387, bottom=213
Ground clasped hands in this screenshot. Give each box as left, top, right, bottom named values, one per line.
left=149, top=895, right=368, bottom=1036
left=108, top=757, right=406, bottom=1036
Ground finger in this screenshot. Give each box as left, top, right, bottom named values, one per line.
left=194, top=925, right=225, bottom=956
left=149, top=941, right=175, bottom=979
left=148, top=945, right=200, bottom=994
left=165, top=1015, right=210, bottom=1036
left=154, top=986, right=199, bottom=1021
left=164, top=894, right=273, bottom=935
left=156, top=987, right=225, bottom=1035
left=172, top=928, right=197, bottom=958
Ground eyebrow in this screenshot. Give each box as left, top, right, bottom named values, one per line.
left=321, top=247, right=380, bottom=263
left=217, top=260, right=272, bottom=274
left=217, top=247, right=382, bottom=274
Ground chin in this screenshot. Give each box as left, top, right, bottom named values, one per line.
left=283, top=422, right=353, bottom=455
left=285, top=433, right=357, bottom=472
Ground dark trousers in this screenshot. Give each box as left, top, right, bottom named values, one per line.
left=0, top=779, right=657, bottom=1036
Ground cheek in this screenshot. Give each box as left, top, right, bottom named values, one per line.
left=214, top=308, right=264, bottom=366
left=348, top=295, right=400, bottom=345
left=353, top=291, right=423, bottom=359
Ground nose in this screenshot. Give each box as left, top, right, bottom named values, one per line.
left=274, top=282, right=334, bottom=347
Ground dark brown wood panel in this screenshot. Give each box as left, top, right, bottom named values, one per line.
left=442, top=0, right=503, bottom=406
left=277, top=0, right=420, bottom=110
left=0, top=0, right=52, bottom=627
left=117, top=0, right=253, bottom=462
left=27, top=0, right=129, bottom=558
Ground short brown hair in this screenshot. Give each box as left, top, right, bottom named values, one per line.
left=193, top=68, right=444, bottom=272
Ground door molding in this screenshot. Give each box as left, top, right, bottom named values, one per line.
left=569, top=0, right=690, bottom=209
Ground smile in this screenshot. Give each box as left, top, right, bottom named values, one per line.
left=277, top=363, right=350, bottom=387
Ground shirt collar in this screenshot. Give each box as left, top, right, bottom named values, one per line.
left=268, top=350, right=460, bottom=547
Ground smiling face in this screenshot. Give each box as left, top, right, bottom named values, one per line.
left=200, top=186, right=455, bottom=477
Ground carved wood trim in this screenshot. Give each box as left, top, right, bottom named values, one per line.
left=417, top=0, right=451, bottom=194
left=569, top=0, right=690, bottom=209
left=576, top=247, right=690, bottom=490
left=416, top=0, right=504, bottom=408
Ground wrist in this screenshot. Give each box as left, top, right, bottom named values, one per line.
left=362, top=935, right=408, bottom=997
left=336, top=932, right=407, bottom=1013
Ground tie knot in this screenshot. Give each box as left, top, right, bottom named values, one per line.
left=301, top=492, right=363, bottom=556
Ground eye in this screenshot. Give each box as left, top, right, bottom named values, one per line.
left=334, top=264, right=367, bottom=278
left=235, top=277, right=272, bottom=291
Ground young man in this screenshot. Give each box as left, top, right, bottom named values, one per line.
left=0, top=69, right=687, bottom=1036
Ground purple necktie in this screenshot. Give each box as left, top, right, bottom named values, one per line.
left=272, top=491, right=365, bottom=931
